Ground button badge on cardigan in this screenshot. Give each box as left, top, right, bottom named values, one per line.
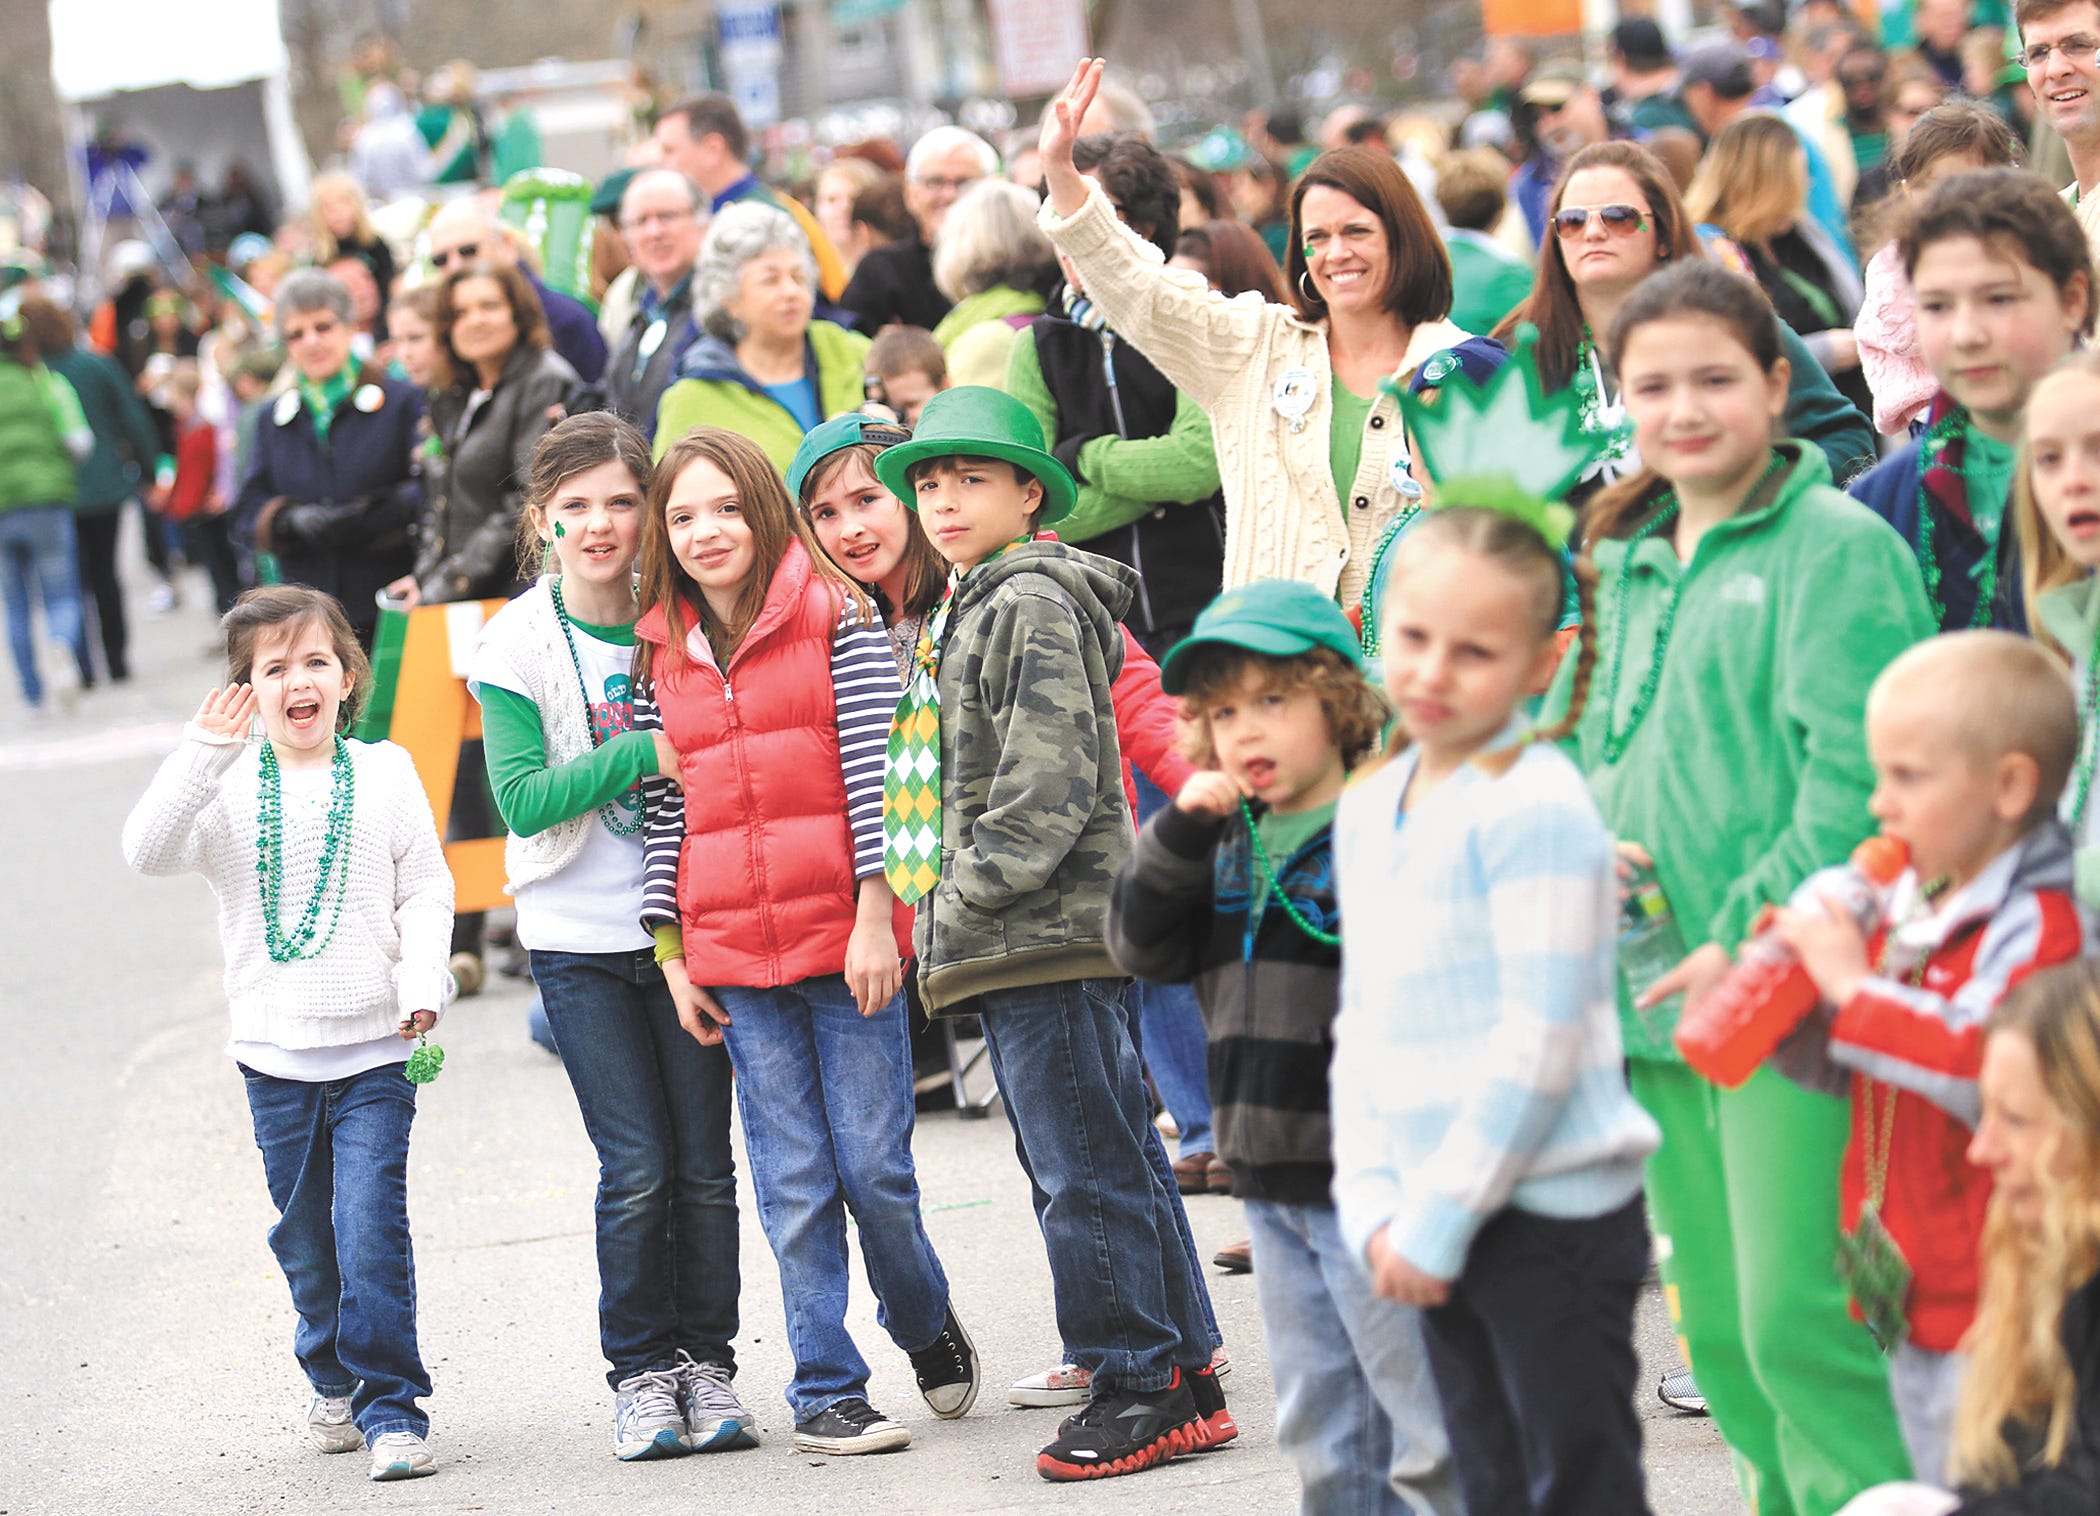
left=1389, top=449, right=1425, bottom=500
left=1272, top=366, right=1317, bottom=433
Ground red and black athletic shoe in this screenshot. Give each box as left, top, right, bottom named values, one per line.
left=1187, top=1361, right=1238, bottom=1450
left=1034, top=1369, right=1202, bottom=1481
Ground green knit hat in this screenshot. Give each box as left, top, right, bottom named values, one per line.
left=1157, top=580, right=1365, bottom=694
left=872, top=386, right=1078, bottom=525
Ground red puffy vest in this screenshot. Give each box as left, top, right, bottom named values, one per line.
left=637, top=539, right=909, bottom=988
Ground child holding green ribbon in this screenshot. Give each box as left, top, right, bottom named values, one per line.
left=120, top=585, right=453, bottom=1482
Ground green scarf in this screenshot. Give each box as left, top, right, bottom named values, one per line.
left=297, top=367, right=358, bottom=444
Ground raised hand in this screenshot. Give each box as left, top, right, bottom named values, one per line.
left=1039, top=58, right=1106, bottom=218
left=194, top=683, right=258, bottom=741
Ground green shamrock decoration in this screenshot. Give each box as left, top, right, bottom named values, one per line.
left=404, top=1034, right=446, bottom=1085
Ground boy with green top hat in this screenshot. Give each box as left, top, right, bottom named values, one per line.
left=1107, top=580, right=1466, bottom=1513
left=874, top=386, right=1231, bottom=1481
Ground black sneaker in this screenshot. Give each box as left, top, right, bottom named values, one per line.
left=1035, top=1369, right=1201, bottom=1481
left=1187, top=1361, right=1238, bottom=1450
left=906, top=1305, right=980, bottom=1419
left=792, top=1397, right=911, bottom=1455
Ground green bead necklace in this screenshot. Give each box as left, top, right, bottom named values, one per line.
left=1912, top=410, right=2002, bottom=630
left=1599, top=454, right=1784, bottom=765
left=256, top=735, right=356, bottom=963
left=549, top=576, right=643, bottom=838
left=1357, top=502, right=1424, bottom=658
left=1241, top=799, right=1341, bottom=947
left=2067, top=616, right=2100, bottom=835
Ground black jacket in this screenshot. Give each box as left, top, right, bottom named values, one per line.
left=839, top=236, right=950, bottom=333
left=416, top=345, right=577, bottom=603
left=1030, top=296, right=1226, bottom=639
left=604, top=275, right=698, bottom=440
left=1958, top=1271, right=2100, bottom=1514
left=232, top=366, right=422, bottom=638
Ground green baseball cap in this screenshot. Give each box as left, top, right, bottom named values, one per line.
left=872, top=386, right=1079, bottom=525
left=1157, top=579, right=1365, bottom=695
left=785, top=412, right=914, bottom=502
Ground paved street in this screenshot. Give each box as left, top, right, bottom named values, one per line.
left=0, top=546, right=1743, bottom=1515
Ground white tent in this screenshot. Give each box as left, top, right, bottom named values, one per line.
left=47, top=0, right=311, bottom=217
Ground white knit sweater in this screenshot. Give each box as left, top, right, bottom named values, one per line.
left=475, top=578, right=597, bottom=893
left=122, top=729, right=454, bottom=1050
left=1040, top=178, right=1475, bottom=610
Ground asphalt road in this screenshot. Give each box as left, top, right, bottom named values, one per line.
left=0, top=545, right=1743, bottom=1515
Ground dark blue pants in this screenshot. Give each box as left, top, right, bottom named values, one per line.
left=1420, top=1197, right=1652, bottom=1516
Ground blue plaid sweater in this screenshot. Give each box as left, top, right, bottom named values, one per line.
left=1331, top=724, right=1660, bottom=1280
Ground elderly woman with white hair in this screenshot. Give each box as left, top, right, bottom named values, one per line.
left=653, top=202, right=870, bottom=470
left=929, top=178, right=1061, bottom=388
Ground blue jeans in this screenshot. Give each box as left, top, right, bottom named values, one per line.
left=0, top=505, right=86, bottom=707
left=1130, top=767, right=1216, bottom=1158
left=532, top=949, right=740, bottom=1388
left=715, top=974, right=951, bottom=1420
left=977, top=976, right=1214, bottom=1392
left=1246, top=1199, right=1464, bottom=1516
left=240, top=1062, right=431, bottom=1442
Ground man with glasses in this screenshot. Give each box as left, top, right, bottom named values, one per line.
left=605, top=169, right=707, bottom=437
left=2018, top=0, right=2100, bottom=264
left=1510, top=61, right=1613, bottom=248
left=653, top=94, right=848, bottom=301
left=425, top=198, right=608, bottom=383
left=839, top=126, right=998, bottom=333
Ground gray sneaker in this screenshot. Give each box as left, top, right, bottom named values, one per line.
left=614, top=1367, right=692, bottom=1461
left=674, top=1351, right=759, bottom=1451
left=307, top=1394, right=362, bottom=1454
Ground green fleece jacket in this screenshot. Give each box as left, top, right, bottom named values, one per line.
left=1550, top=442, right=1934, bottom=1057
left=652, top=319, right=870, bottom=473
left=1005, top=324, right=1224, bottom=544
left=2035, top=575, right=2100, bottom=908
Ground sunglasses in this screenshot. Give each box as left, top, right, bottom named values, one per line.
left=1552, top=204, right=1650, bottom=239
left=430, top=241, right=482, bottom=270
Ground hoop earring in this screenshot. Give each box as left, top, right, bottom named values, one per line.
left=1298, top=268, right=1318, bottom=304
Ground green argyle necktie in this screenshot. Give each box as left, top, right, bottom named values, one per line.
left=882, top=576, right=960, bottom=904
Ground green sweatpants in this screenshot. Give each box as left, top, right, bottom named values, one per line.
left=1633, top=1061, right=1912, bottom=1516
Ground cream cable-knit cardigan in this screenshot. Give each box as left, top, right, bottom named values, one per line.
left=1040, top=179, right=1474, bottom=610
left=123, top=729, right=454, bottom=1050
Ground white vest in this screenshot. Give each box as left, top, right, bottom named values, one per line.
left=487, top=578, right=601, bottom=892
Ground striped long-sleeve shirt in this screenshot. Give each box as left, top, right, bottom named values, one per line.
left=1331, top=722, right=1661, bottom=1281
left=635, top=601, right=900, bottom=936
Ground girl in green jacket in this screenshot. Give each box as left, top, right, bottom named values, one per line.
left=1554, top=260, right=1936, bottom=1516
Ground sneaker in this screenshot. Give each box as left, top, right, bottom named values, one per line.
left=614, top=1368, right=691, bottom=1461
left=449, top=951, right=485, bottom=998
left=793, top=1396, right=911, bottom=1455
left=1187, top=1361, right=1238, bottom=1450
left=1657, top=1367, right=1708, bottom=1415
left=906, top=1305, right=979, bottom=1419
left=1036, top=1371, right=1202, bottom=1481
left=1011, top=1361, right=1092, bottom=1408
left=674, top=1351, right=759, bottom=1451
left=367, top=1430, right=435, bottom=1480
left=1212, top=1238, right=1253, bottom=1273
left=307, top=1394, right=362, bottom=1454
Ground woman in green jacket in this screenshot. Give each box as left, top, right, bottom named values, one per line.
left=653, top=203, right=868, bottom=473
left=1551, top=260, right=1932, bottom=1515
left=929, top=178, right=1059, bottom=390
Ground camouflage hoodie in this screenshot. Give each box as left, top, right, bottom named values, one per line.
left=917, top=539, right=1139, bottom=1012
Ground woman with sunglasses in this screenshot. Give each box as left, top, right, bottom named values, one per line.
left=1689, top=114, right=1873, bottom=422
left=1036, top=59, right=1503, bottom=614
left=1494, top=140, right=1875, bottom=504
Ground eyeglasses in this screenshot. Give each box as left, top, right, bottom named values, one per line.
left=620, top=208, right=696, bottom=232
left=430, top=241, right=481, bottom=270
left=2019, top=33, right=2100, bottom=69
left=910, top=174, right=981, bottom=195
left=1552, top=204, right=1650, bottom=238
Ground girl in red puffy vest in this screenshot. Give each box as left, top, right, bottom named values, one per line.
left=631, top=425, right=978, bottom=1456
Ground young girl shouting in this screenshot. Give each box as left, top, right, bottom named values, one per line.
left=634, top=426, right=976, bottom=1456
left=1560, top=258, right=1936, bottom=1515
left=468, top=413, right=751, bottom=1462
left=1850, top=168, right=2092, bottom=632
left=122, top=586, right=452, bottom=1482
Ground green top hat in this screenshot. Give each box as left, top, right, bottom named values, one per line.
left=1157, top=579, right=1365, bottom=695
left=786, top=411, right=914, bottom=502
left=872, top=386, right=1079, bottom=526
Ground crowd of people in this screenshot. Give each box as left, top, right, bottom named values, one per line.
left=11, top=0, right=2100, bottom=1510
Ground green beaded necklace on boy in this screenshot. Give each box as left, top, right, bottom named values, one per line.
left=548, top=574, right=643, bottom=837
left=1597, top=451, right=1787, bottom=765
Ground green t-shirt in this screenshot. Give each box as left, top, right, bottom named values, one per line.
left=1964, top=427, right=2018, bottom=580
left=1329, top=380, right=1373, bottom=522
left=1252, top=799, right=1337, bottom=917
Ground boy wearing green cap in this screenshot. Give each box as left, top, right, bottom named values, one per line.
left=874, top=386, right=1228, bottom=1481
left=1106, top=580, right=1466, bottom=1514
